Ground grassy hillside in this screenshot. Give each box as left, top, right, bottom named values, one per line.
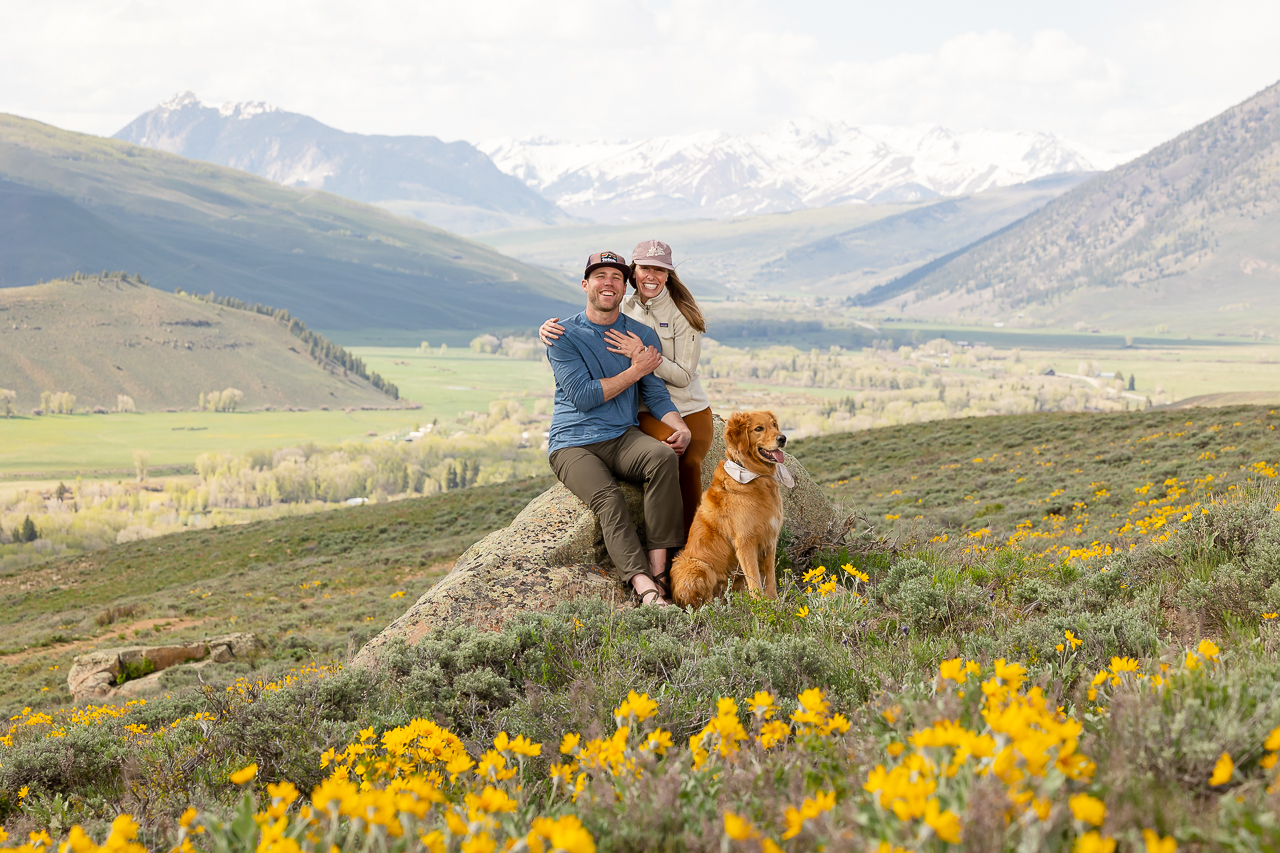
left=0, top=274, right=399, bottom=412
left=793, top=405, right=1280, bottom=561
left=0, top=475, right=555, bottom=714
left=0, top=114, right=579, bottom=332
left=882, top=80, right=1280, bottom=335
left=5, top=409, right=1280, bottom=849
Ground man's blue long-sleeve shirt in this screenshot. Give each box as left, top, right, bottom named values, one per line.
left=547, top=312, right=677, bottom=454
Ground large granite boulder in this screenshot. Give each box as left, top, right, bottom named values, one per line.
left=352, top=415, right=837, bottom=667
left=67, top=633, right=262, bottom=702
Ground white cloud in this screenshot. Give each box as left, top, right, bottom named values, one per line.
left=0, top=0, right=1275, bottom=155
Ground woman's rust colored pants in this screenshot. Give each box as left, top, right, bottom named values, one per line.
left=638, top=406, right=714, bottom=538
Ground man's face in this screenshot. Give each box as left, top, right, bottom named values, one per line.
left=583, top=267, right=627, bottom=313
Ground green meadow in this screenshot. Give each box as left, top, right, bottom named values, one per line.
left=0, top=349, right=553, bottom=478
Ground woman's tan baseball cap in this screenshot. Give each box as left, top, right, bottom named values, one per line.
left=632, top=239, right=674, bottom=271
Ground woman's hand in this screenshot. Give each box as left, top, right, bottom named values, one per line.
left=538, top=318, right=565, bottom=346
left=604, top=329, right=646, bottom=359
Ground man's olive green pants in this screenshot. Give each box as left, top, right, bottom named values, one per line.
left=549, top=427, right=684, bottom=584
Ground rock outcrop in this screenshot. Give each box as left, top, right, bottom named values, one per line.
left=67, top=633, right=261, bottom=702
left=352, top=415, right=836, bottom=667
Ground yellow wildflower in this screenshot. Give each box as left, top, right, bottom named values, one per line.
left=560, top=732, right=582, bottom=754
left=229, top=763, right=258, bottom=785
left=1265, top=725, right=1280, bottom=752
left=1069, top=793, right=1106, bottom=826
left=1209, top=752, right=1233, bottom=785
left=795, top=605, right=809, bottom=618
left=1065, top=630, right=1083, bottom=649
left=528, top=815, right=596, bottom=853
left=759, top=720, right=790, bottom=749
left=724, top=812, right=756, bottom=840
left=643, top=728, right=674, bottom=755
left=1075, top=831, right=1116, bottom=853
left=1198, top=639, right=1220, bottom=659
left=747, top=691, right=776, bottom=719
left=614, top=690, right=659, bottom=723
left=924, top=798, right=961, bottom=843
left=1142, top=829, right=1177, bottom=853
left=460, top=833, right=497, bottom=853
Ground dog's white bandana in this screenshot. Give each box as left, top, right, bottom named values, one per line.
left=723, top=459, right=795, bottom=488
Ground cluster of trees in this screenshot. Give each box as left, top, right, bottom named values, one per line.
left=16, top=391, right=140, bottom=416
left=470, top=334, right=544, bottom=360
left=38, top=391, right=77, bottom=414
left=198, top=388, right=245, bottom=413
left=6, top=516, right=38, bottom=543
left=189, top=398, right=548, bottom=509
left=445, top=459, right=481, bottom=489
left=177, top=290, right=399, bottom=399
left=699, top=339, right=1150, bottom=439
left=1, top=389, right=14, bottom=418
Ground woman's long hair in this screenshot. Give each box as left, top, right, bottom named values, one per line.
left=630, top=263, right=706, bottom=333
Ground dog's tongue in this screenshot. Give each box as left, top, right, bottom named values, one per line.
left=769, top=449, right=786, bottom=464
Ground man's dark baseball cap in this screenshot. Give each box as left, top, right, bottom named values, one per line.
left=584, top=251, right=631, bottom=281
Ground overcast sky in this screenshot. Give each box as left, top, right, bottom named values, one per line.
left=2, top=0, right=1278, bottom=154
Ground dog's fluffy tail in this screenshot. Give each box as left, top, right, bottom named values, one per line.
left=671, top=554, right=718, bottom=608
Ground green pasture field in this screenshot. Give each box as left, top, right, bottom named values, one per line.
left=0, top=349, right=556, bottom=478
left=346, top=346, right=553, bottom=414
left=0, top=411, right=411, bottom=478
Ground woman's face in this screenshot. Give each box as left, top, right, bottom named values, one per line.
left=634, top=265, right=669, bottom=302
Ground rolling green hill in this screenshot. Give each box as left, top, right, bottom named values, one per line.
left=0, top=273, right=405, bottom=411
left=0, top=114, right=579, bottom=334
left=478, top=176, right=1086, bottom=296
left=874, top=79, right=1280, bottom=335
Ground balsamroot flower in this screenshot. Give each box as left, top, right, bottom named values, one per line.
left=229, top=763, right=258, bottom=784
left=1209, top=752, right=1234, bottom=785
left=1075, top=830, right=1117, bottom=853
left=1068, top=793, right=1106, bottom=826
left=1142, top=828, right=1178, bottom=853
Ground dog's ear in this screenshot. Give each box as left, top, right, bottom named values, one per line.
left=725, top=412, right=748, bottom=460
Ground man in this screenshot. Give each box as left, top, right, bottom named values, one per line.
left=546, top=250, right=692, bottom=605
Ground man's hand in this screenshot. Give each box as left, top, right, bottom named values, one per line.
left=600, top=345, right=662, bottom=402
left=631, top=345, right=661, bottom=377
left=660, top=411, right=691, bottom=455
left=665, top=426, right=691, bottom=455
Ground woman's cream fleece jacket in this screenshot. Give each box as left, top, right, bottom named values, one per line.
left=621, top=288, right=711, bottom=417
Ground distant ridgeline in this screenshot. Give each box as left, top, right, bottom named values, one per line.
left=173, top=288, right=399, bottom=400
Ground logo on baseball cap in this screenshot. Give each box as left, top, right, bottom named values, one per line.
left=584, top=251, right=631, bottom=280
left=632, top=239, right=674, bottom=271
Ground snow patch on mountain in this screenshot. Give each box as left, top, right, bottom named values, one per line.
left=481, top=121, right=1141, bottom=222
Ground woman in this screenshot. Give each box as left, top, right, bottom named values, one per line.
left=540, top=239, right=714, bottom=602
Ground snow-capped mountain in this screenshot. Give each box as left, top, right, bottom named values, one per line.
left=480, top=121, right=1137, bottom=222
left=116, top=92, right=567, bottom=233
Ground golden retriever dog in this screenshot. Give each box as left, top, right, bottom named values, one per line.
left=670, top=411, right=790, bottom=607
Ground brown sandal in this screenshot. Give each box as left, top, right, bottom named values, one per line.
left=650, top=566, right=672, bottom=601
left=638, top=588, right=667, bottom=607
